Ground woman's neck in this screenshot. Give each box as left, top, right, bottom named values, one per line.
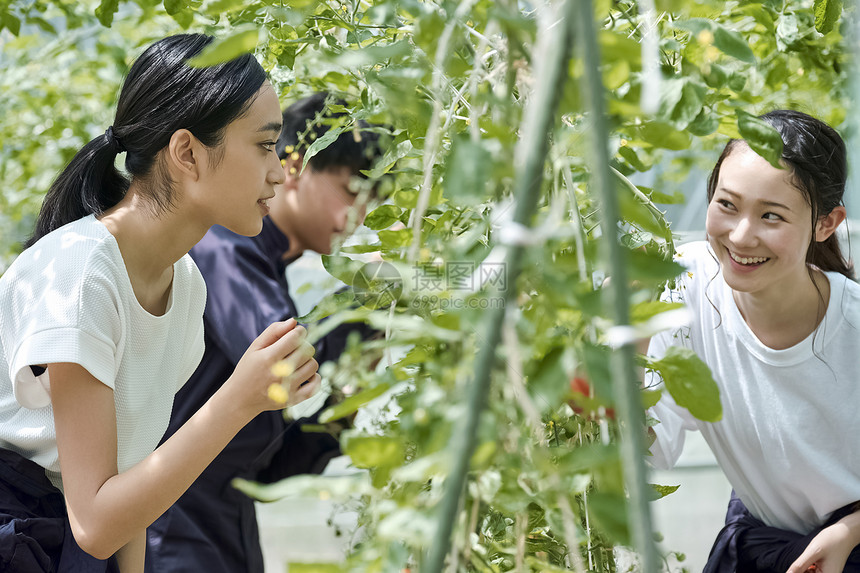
left=98, top=186, right=208, bottom=315
left=732, top=268, right=830, bottom=350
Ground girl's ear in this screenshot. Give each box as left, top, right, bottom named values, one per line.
left=815, top=205, right=847, bottom=242
left=166, top=129, right=200, bottom=181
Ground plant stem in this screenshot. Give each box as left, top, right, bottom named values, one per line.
left=420, top=1, right=578, bottom=571
left=576, top=0, right=659, bottom=571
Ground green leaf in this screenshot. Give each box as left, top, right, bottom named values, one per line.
left=675, top=19, right=755, bottom=63
left=636, top=121, right=691, bottom=151
left=231, top=473, right=371, bottom=502
left=587, top=492, right=630, bottom=544
left=712, top=26, right=755, bottom=64
left=658, top=78, right=706, bottom=130
left=649, top=346, right=722, bottom=422
left=343, top=434, right=403, bottom=486
left=363, top=139, right=413, bottom=179
left=814, top=0, right=842, bottom=34
left=302, top=124, right=349, bottom=172
left=377, top=228, right=412, bottom=249
left=319, top=383, right=392, bottom=423
left=288, top=564, right=344, bottom=573
left=628, top=249, right=686, bottom=284
left=188, top=28, right=260, bottom=67
left=618, top=146, right=648, bottom=171
left=163, top=0, right=187, bottom=15
left=648, top=189, right=686, bottom=204
left=205, top=0, right=255, bottom=15
left=687, top=108, right=720, bottom=137
left=364, top=204, right=404, bottom=230
left=526, top=346, right=570, bottom=412
left=614, top=168, right=673, bottom=241
left=641, top=388, right=662, bottom=410
left=94, top=0, right=119, bottom=27
left=444, top=136, right=492, bottom=205
left=630, top=301, right=684, bottom=323
left=343, top=434, right=404, bottom=468
left=649, top=483, right=680, bottom=500
left=320, top=254, right=365, bottom=285
left=736, top=110, right=784, bottom=169
left=296, top=290, right=356, bottom=322
left=1, top=12, right=21, bottom=36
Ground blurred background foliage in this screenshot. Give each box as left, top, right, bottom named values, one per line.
left=0, top=0, right=850, bottom=571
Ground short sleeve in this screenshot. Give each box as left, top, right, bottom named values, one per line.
left=6, top=251, right=122, bottom=409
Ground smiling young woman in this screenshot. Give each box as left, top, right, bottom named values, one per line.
left=646, top=110, right=860, bottom=573
left=704, top=141, right=845, bottom=350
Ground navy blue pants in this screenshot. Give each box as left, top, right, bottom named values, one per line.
left=0, top=449, right=118, bottom=572
left=705, top=491, right=860, bottom=573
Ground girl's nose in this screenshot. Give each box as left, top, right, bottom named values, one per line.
left=270, top=154, right=286, bottom=185
left=728, top=217, right=757, bottom=247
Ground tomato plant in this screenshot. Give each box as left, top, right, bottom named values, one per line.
left=1, top=0, right=851, bottom=571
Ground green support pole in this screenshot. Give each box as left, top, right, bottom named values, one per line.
left=421, top=1, right=578, bottom=571
left=576, top=0, right=660, bottom=571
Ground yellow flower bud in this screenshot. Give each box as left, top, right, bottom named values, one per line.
left=267, top=383, right=289, bottom=405
left=705, top=46, right=720, bottom=63
left=290, top=151, right=300, bottom=161
left=271, top=361, right=294, bottom=378
left=697, top=29, right=714, bottom=46
left=284, top=145, right=294, bottom=154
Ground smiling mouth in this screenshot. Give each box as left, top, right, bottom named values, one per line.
left=728, top=249, right=770, bottom=266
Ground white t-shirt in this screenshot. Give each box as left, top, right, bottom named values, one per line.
left=647, top=241, right=860, bottom=534
left=0, top=215, right=206, bottom=489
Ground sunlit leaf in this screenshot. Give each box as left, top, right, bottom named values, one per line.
left=814, top=0, right=842, bottom=34
left=163, top=0, right=188, bottom=16
left=95, top=0, right=119, bottom=27
left=364, top=204, right=404, bottom=230
left=319, top=383, right=392, bottom=423
left=675, top=19, right=755, bottom=63
left=658, top=77, right=706, bottom=129
left=188, top=27, right=260, bottom=67
left=736, top=110, right=784, bottom=169
left=649, top=483, right=680, bottom=500
left=649, top=346, right=722, bottom=422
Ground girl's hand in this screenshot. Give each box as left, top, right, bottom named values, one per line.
left=787, top=511, right=860, bottom=573
left=227, top=319, right=319, bottom=415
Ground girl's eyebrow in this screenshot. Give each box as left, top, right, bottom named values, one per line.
left=718, top=188, right=792, bottom=211
left=257, top=121, right=282, bottom=134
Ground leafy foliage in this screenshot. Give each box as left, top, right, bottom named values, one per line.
left=0, top=0, right=850, bottom=571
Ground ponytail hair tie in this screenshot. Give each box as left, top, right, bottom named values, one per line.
left=104, top=126, right=126, bottom=154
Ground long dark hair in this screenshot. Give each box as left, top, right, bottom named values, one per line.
left=26, top=33, right=267, bottom=247
left=706, top=109, right=852, bottom=278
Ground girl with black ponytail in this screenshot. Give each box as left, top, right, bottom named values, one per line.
left=646, top=110, right=860, bottom=573
left=0, top=34, right=321, bottom=572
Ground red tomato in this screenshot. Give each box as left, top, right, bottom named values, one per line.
left=568, top=376, right=616, bottom=420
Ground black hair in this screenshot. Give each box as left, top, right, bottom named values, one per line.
left=26, top=33, right=267, bottom=248
left=275, top=92, right=383, bottom=175
left=706, top=109, right=852, bottom=279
